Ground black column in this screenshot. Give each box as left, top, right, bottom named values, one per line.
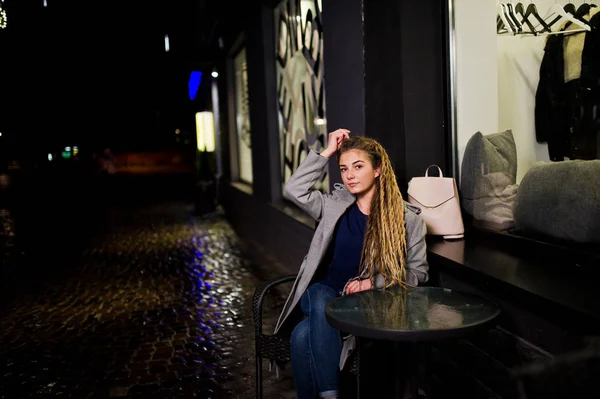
left=364, top=0, right=447, bottom=194
left=399, top=0, right=448, bottom=181
left=364, top=0, right=407, bottom=189
left=245, top=5, right=282, bottom=203
left=322, top=0, right=366, bottom=187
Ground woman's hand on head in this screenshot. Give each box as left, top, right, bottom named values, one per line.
left=345, top=278, right=372, bottom=295
left=320, top=129, right=350, bottom=158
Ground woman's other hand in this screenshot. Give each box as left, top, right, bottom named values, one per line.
left=345, top=278, right=372, bottom=294
left=320, top=129, right=350, bottom=158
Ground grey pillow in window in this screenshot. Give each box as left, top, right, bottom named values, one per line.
left=514, top=160, right=600, bottom=243
left=460, top=130, right=518, bottom=229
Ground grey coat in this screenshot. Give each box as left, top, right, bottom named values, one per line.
left=274, top=150, right=429, bottom=368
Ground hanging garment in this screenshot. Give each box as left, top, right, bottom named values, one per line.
left=534, top=10, right=600, bottom=161
left=563, top=7, right=600, bottom=82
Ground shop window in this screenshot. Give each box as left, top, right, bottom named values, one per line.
left=274, top=0, right=329, bottom=197
left=234, top=47, right=253, bottom=185
left=448, top=0, right=600, bottom=246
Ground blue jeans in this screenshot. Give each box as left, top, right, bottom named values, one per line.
left=291, top=283, right=341, bottom=399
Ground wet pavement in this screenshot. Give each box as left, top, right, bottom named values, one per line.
left=0, top=178, right=297, bottom=398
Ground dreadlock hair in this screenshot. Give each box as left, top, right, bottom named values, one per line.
left=337, top=136, right=408, bottom=290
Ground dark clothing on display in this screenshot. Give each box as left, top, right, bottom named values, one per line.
left=535, top=12, right=600, bottom=161
left=318, top=203, right=367, bottom=294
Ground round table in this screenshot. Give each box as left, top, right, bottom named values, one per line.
left=325, top=286, right=501, bottom=398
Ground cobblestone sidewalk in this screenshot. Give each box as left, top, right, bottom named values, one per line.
left=0, top=201, right=296, bottom=399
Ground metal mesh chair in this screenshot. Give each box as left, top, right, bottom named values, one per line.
left=253, top=274, right=360, bottom=398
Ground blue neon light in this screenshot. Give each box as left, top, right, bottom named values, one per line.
left=188, top=71, right=203, bottom=101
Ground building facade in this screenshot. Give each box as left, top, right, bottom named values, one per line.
left=216, top=1, right=600, bottom=396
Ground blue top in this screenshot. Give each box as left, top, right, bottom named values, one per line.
left=318, top=203, right=367, bottom=293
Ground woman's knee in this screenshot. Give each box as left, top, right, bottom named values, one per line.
left=291, top=318, right=309, bottom=352
left=303, top=284, right=336, bottom=314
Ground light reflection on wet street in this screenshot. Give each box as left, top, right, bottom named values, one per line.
left=0, top=199, right=294, bottom=399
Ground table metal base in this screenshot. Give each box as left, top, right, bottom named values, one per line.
left=354, top=339, right=428, bottom=399
left=394, top=342, right=427, bottom=399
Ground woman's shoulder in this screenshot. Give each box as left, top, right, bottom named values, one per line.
left=331, top=183, right=355, bottom=203
left=403, top=201, right=427, bottom=234
left=403, top=201, right=422, bottom=217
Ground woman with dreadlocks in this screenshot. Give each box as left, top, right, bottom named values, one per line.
left=272, top=129, right=429, bottom=399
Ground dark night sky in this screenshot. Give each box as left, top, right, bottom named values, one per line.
left=0, top=0, right=223, bottom=156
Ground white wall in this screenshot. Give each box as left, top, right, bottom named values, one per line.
left=454, top=0, right=499, bottom=174
left=453, top=0, right=577, bottom=182
left=497, top=34, right=550, bottom=181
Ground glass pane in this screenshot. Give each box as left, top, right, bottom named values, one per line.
left=449, top=0, right=600, bottom=244
left=274, top=0, right=329, bottom=197
left=234, top=48, right=253, bottom=184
